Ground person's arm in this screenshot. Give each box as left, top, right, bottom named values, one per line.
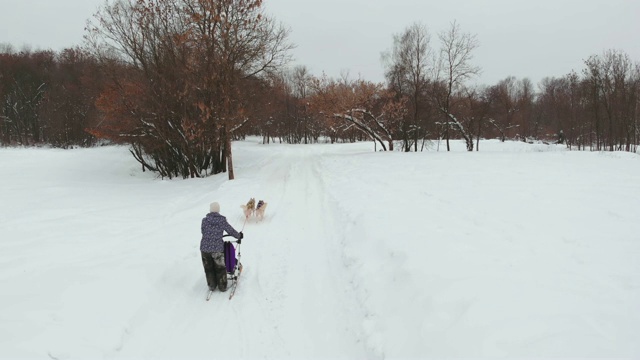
left=223, top=219, right=241, bottom=240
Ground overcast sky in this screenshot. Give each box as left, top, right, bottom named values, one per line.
left=1, top=0, right=639, bottom=87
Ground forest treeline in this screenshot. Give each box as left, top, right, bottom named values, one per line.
left=1, top=0, right=638, bottom=179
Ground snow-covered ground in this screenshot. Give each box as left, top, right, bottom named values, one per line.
left=1, top=138, right=639, bottom=358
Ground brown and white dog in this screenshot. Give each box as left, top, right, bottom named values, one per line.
left=255, top=200, right=268, bottom=220
left=240, top=198, right=256, bottom=219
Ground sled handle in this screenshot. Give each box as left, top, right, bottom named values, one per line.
left=223, top=234, right=242, bottom=243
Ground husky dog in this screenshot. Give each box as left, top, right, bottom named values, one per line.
left=255, top=200, right=267, bottom=220
left=240, top=198, right=256, bottom=219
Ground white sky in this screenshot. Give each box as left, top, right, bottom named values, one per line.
left=1, top=0, right=639, bottom=86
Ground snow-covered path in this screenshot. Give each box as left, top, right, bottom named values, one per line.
left=109, top=144, right=369, bottom=358
left=244, top=147, right=366, bottom=357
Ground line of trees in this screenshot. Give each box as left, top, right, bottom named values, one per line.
left=2, top=3, right=639, bottom=180
left=0, top=45, right=102, bottom=148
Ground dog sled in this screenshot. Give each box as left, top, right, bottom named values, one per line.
left=224, top=235, right=243, bottom=300
left=206, top=235, right=243, bottom=301
left=224, top=238, right=242, bottom=279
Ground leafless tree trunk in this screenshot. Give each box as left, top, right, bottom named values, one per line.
left=383, top=22, right=432, bottom=152
left=435, top=21, right=480, bottom=151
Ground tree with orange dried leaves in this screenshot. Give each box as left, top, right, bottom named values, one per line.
left=310, top=75, right=405, bottom=151
left=85, top=0, right=292, bottom=179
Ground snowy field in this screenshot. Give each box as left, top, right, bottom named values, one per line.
left=1, top=138, right=639, bottom=358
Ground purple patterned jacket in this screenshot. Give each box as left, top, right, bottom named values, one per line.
left=200, top=212, right=241, bottom=253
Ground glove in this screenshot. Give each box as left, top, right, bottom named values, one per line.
left=238, top=232, right=243, bottom=243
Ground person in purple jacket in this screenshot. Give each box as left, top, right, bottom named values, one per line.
left=200, top=202, right=243, bottom=292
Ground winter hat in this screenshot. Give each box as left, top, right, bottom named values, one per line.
left=210, top=202, right=220, bottom=213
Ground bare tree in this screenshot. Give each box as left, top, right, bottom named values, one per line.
left=582, top=50, right=639, bottom=151
left=291, top=65, right=313, bottom=143
left=435, top=20, right=480, bottom=151
left=41, top=48, right=101, bottom=148
left=0, top=50, right=53, bottom=145
left=487, top=76, right=522, bottom=142
left=516, top=77, right=536, bottom=141
left=383, top=22, right=432, bottom=151
left=0, top=43, right=15, bottom=55
left=464, top=86, right=491, bottom=151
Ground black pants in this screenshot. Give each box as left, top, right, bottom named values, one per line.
left=201, top=251, right=228, bottom=291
